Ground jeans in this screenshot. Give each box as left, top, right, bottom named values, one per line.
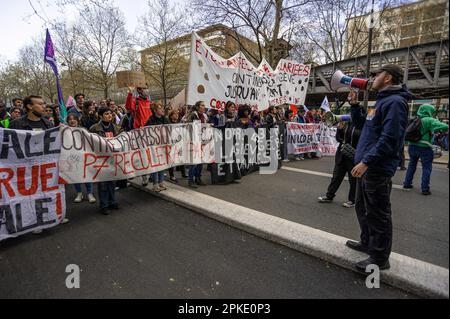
left=326, top=158, right=356, bottom=202
left=404, top=145, right=433, bottom=192
left=355, top=172, right=393, bottom=263
left=98, top=181, right=116, bottom=209
left=151, top=171, right=165, bottom=184
left=74, top=183, right=93, bottom=194
left=188, top=164, right=203, bottom=182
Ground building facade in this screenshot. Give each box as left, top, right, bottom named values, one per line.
left=345, top=0, right=449, bottom=58
left=140, top=24, right=261, bottom=103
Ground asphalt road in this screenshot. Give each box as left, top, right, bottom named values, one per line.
left=176, top=158, right=449, bottom=268
left=0, top=187, right=416, bottom=299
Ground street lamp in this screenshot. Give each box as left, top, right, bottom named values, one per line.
left=364, top=0, right=376, bottom=110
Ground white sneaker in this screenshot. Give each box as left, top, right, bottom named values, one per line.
left=61, top=218, right=70, bottom=224
left=32, top=229, right=43, bottom=235
left=159, top=183, right=167, bottom=191
left=87, top=193, right=96, bottom=204
left=74, top=193, right=83, bottom=203
left=152, top=185, right=161, bottom=192
left=342, top=201, right=355, bottom=208
left=142, top=175, right=149, bottom=187
left=282, top=159, right=290, bottom=162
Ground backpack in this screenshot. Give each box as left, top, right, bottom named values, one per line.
left=405, top=117, right=423, bottom=142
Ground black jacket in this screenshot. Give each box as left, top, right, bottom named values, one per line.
left=334, top=104, right=366, bottom=165
left=9, top=116, right=54, bottom=131
left=80, top=115, right=98, bottom=131
left=145, top=114, right=169, bottom=126
left=120, top=114, right=134, bottom=132
left=89, top=121, right=122, bottom=137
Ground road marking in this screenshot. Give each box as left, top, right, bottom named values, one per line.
left=282, top=166, right=406, bottom=190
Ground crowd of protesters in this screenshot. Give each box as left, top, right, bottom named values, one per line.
left=0, top=90, right=328, bottom=215
left=1, top=83, right=448, bottom=225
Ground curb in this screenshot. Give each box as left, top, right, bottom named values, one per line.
left=131, top=181, right=449, bottom=299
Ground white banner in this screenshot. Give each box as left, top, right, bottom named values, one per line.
left=318, top=125, right=339, bottom=157
left=286, top=123, right=338, bottom=156
left=59, top=123, right=215, bottom=184
left=0, top=127, right=66, bottom=241
left=187, top=32, right=311, bottom=112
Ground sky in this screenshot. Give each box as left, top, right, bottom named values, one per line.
left=0, top=0, right=151, bottom=61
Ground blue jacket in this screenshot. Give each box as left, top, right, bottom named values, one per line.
left=354, top=85, right=412, bottom=177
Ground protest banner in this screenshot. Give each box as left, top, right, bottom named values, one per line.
left=116, top=71, right=147, bottom=89
left=0, top=127, right=66, bottom=241
left=210, top=123, right=281, bottom=184
left=286, top=122, right=338, bottom=156
left=317, top=125, right=339, bottom=156
left=170, top=88, right=186, bottom=110
left=59, top=122, right=215, bottom=184
left=187, top=32, right=311, bottom=112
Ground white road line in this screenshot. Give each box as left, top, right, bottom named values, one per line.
left=282, top=166, right=406, bottom=190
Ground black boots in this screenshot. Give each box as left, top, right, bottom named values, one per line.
left=346, top=240, right=369, bottom=253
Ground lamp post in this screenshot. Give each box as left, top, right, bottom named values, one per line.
left=364, top=0, right=376, bottom=110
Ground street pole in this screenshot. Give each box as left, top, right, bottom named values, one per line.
left=364, top=0, right=375, bottom=110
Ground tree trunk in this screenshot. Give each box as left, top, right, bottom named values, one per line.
left=268, top=0, right=284, bottom=68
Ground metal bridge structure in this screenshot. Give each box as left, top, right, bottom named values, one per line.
left=305, top=39, right=449, bottom=106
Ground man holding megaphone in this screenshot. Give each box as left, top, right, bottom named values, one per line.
left=345, top=64, right=412, bottom=272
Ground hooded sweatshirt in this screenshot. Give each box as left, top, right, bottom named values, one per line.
left=125, top=92, right=152, bottom=129
left=354, top=85, right=412, bottom=177
left=409, top=104, right=449, bottom=148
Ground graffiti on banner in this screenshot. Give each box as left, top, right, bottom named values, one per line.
left=210, top=124, right=279, bottom=184
left=0, top=127, right=65, bottom=241
left=187, top=32, right=311, bottom=112
left=317, top=125, right=339, bottom=156
left=59, top=122, right=215, bottom=183
left=286, top=123, right=338, bottom=156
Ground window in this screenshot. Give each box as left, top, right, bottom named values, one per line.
left=403, top=13, right=415, bottom=24
left=383, top=43, right=394, bottom=50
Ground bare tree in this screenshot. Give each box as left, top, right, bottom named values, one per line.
left=133, top=0, right=189, bottom=107
left=297, top=0, right=408, bottom=64
left=52, top=22, right=89, bottom=96
left=0, top=62, right=26, bottom=104
left=190, top=0, right=312, bottom=68
left=72, top=2, right=129, bottom=98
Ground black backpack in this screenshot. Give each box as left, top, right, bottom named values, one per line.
left=405, top=117, right=423, bottom=142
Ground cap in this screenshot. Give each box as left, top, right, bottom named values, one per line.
left=370, top=64, right=404, bottom=81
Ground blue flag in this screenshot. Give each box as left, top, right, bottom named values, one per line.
left=44, top=29, right=67, bottom=123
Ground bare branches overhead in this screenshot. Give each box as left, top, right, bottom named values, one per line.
left=190, top=0, right=313, bottom=67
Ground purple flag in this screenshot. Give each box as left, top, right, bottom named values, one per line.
left=44, top=29, right=67, bottom=123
